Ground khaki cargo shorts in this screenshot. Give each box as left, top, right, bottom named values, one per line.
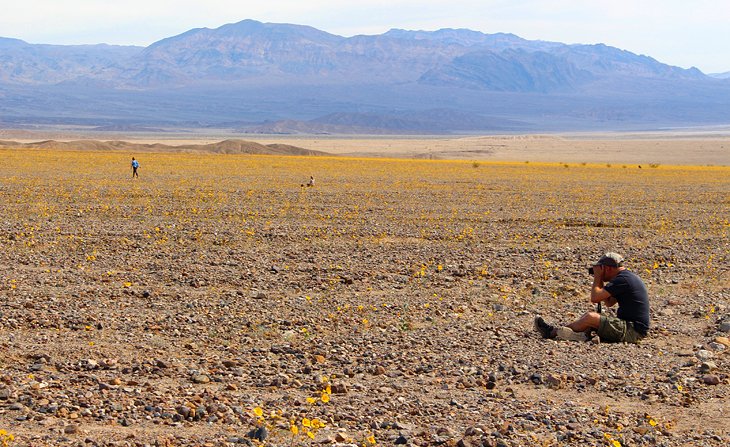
left=598, top=315, right=645, bottom=343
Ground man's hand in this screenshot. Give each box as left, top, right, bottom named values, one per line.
left=592, top=264, right=603, bottom=282
left=590, top=265, right=611, bottom=304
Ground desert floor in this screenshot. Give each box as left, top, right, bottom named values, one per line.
left=1, top=129, right=729, bottom=165
left=0, top=145, right=728, bottom=447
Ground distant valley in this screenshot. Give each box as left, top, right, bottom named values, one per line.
left=1, top=20, right=730, bottom=134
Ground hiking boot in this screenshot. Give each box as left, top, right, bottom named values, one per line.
left=534, top=316, right=556, bottom=339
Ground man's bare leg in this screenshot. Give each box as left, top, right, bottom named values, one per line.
left=566, top=311, right=601, bottom=332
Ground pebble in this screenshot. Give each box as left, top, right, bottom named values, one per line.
left=695, top=350, right=714, bottom=361
left=64, top=424, right=81, bottom=434
left=719, top=321, right=730, bottom=332
left=246, top=426, right=267, bottom=441
left=192, top=374, right=210, bottom=384
left=3, top=144, right=730, bottom=447
left=715, top=336, right=730, bottom=347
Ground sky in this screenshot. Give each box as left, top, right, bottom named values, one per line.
left=2, top=0, right=729, bottom=74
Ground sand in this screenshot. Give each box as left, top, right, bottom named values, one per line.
left=1, top=129, right=729, bottom=165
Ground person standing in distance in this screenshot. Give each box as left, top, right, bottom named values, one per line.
left=131, top=157, right=140, bottom=178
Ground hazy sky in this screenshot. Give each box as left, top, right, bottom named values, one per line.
left=2, top=0, right=729, bottom=73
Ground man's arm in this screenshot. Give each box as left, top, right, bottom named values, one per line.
left=590, top=265, right=613, bottom=304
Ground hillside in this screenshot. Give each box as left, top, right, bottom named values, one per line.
left=1, top=20, right=730, bottom=133
left=0, top=139, right=329, bottom=156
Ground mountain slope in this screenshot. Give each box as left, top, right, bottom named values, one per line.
left=0, top=20, right=706, bottom=89
left=420, top=49, right=593, bottom=92
left=0, top=38, right=142, bottom=84
left=1, top=19, right=729, bottom=132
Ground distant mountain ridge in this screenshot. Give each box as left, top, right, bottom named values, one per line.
left=0, top=138, right=327, bottom=155
left=1, top=19, right=729, bottom=133
left=0, top=20, right=705, bottom=88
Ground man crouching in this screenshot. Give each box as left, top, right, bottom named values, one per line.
left=535, top=252, right=650, bottom=343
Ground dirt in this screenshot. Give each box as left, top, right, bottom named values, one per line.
left=2, top=129, right=729, bottom=165
left=0, top=147, right=728, bottom=447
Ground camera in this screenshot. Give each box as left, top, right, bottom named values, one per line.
left=588, top=267, right=594, bottom=275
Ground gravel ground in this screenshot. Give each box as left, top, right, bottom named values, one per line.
left=1, top=150, right=728, bottom=446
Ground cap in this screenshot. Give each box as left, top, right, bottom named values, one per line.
left=596, top=252, right=624, bottom=267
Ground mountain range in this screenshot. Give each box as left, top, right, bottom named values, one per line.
left=1, top=19, right=729, bottom=134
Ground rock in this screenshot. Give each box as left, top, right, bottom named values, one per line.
left=156, top=359, right=170, bottom=368
left=394, top=434, right=408, bottom=444
left=708, top=342, right=726, bottom=352
left=64, top=424, right=81, bottom=434
left=247, top=426, right=267, bottom=441
left=193, top=374, right=210, bottom=384
left=715, top=336, right=730, bottom=347
left=719, top=320, right=730, bottom=332
left=700, top=362, right=717, bottom=373
left=695, top=350, right=714, bottom=361
left=177, top=406, right=191, bottom=418
left=331, top=383, right=349, bottom=394
left=545, top=373, right=564, bottom=389
left=142, top=290, right=151, bottom=298
left=84, top=359, right=99, bottom=369
left=374, top=365, right=386, bottom=375
left=530, top=373, right=543, bottom=385
left=702, top=375, right=720, bottom=385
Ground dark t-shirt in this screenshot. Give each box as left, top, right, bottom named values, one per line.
left=604, top=270, right=650, bottom=335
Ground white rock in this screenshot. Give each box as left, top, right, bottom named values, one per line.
left=696, top=349, right=714, bottom=361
